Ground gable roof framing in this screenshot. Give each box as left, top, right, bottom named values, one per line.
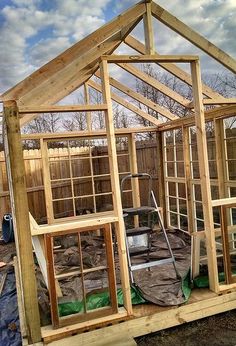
left=1, top=0, right=235, bottom=128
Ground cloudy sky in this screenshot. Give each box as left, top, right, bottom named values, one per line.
left=0, top=0, right=235, bottom=97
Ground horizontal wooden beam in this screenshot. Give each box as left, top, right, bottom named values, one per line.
left=188, top=98, right=236, bottom=108
left=18, top=104, right=108, bottom=114
left=212, top=197, right=236, bottom=208
left=42, top=290, right=236, bottom=343
left=31, top=211, right=119, bottom=236
left=102, top=54, right=199, bottom=63
left=151, top=2, right=236, bottom=73
left=21, top=126, right=158, bottom=141
left=158, top=104, right=236, bottom=131
left=124, top=35, right=226, bottom=100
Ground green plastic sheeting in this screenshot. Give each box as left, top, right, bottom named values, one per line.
left=58, top=285, right=146, bottom=317
left=194, top=271, right=228, bottom=288
left=58, top=272, right=192, bottom=317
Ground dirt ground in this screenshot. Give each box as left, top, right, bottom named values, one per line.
left=2, top=241, right=236, bottom=346
left=136, top=310, right=236, bottom=346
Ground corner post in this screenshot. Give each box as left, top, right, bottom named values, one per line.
left=190, top=60, right=219, bottom=292
left=3, top=100, right=41, bottom=343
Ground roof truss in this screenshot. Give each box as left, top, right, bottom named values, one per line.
left=1, top=0, right=235, bottom=128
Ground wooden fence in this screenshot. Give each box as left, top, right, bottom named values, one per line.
left=0, top=142, right=159, bottom=224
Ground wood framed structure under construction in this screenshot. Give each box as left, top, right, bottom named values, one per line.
left=1, top=0, right=236, bottom=344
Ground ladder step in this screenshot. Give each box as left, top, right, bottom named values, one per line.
left=131, top=257, right=174, bottom=271
left=123, top=206, right=156, bottom=216
left=126, top=226, right=152, bottom=236
left=129, top=246, right=150, bottom=256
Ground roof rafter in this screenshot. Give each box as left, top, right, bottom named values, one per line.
left=87, top=79, right=162, bottom=126
left=151, top=2, right=236, bottom=73
left=2, top=1, right=146, bottom=103
left=95, top=71, right=178, bottom=120
left=124, top=35, right=226, bottom=100
left=117, top=62, right=191, bottom=108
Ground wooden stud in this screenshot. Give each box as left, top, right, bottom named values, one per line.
left=84, top=83, right=92, bottom=131
left=156, top=131, right=167, bottom=228
left=190, top=60, right=219, bottom=292
left=143, top=1, right=155, bottom=54
left=40, top=139, right=54, bottom=224
left=3, top=100, right=41, bottom=343
left=128, top=134, right=141, bottom=227
left=18, top=104, right=108, bottom=114
left=100, top=59, right=132, bottom=315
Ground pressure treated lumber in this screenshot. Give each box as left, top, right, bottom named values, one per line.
left=100, top=59, right=132, bottom=315
left=124, top=35, right=226, bottom=100
left=158, top=104, right=236, bottom=131
left=102, top=54, right=199, bottom=63
left=3, top=100, right=41, bottom=343
left=21, top=126, right=158, bottom=141
left=143, top=1, right=155, bottom=55
left=190, top=60, right=219, bottom=292
left=151, top=2, right=236, bottom=73
left=42, top=290, right=236, bottom=344
left=18, top=104, right=108, bottom=114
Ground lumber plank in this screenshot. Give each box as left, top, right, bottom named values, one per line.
left=212, top=197, right=236, bottom=207
left=100, top=59, right=132, bottom=315
left=143, top=1, right=155, bottom=55
left=124, top=35, right=226, bottom=100
left=18, top=104, right=108, bottom=114
left=102, top=54, right=198, bottom=63
left=151, top=2, right=236, bottom=73
left=190, top=60, right=219, bottom=292
left=42, top=291, right=236, bottom=344
left=3, top=100, right=41, bottom=343
left=20, top=126, right=158, bottom=141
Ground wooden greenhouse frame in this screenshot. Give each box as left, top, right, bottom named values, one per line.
left=1, top=0, right=236, bottom=344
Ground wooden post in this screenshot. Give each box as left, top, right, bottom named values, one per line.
left=84, top=82, right=92, bottom=131
left=214, top=118, right=228, bottom=199
left=128, top=133, right=140, bottom=227
left=100, top=59, right=132, bottom=315
left=156, top=131, right=167, bottom=228
left=183, top=126, right=200, bottom=278
left=3, top=100, right=41, bottom=343
left=143, top=1, right=155, bottom=55
left=190, top=60, right=219, bottom=292
left=40, top=139, right=54, bottom=224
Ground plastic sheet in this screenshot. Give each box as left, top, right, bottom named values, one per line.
left=0, top=271, right=21, bottom=346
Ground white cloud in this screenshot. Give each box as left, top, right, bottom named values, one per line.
left=0, top=0, right=235, bottom=95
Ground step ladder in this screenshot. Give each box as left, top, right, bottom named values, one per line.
left=121, top=173, right=179, bottom=284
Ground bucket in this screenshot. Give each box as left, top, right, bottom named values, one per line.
left=2, top=214, right=14, bottom=243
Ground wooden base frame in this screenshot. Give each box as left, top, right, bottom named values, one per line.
left=41, top=288, right=236, bottom=344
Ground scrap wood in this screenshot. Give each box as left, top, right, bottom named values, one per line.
left=0, top=272, right=7, bottom=295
